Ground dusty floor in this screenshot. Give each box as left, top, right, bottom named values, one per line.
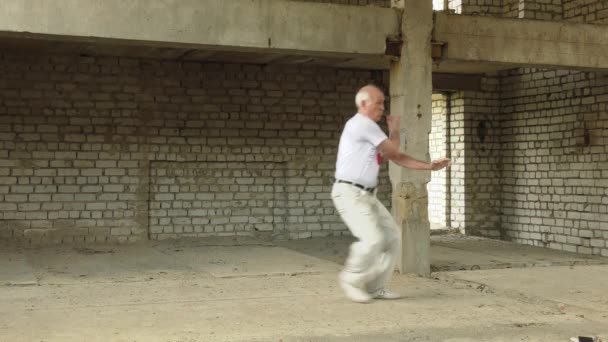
left=1, top=234, right=608, bottom=341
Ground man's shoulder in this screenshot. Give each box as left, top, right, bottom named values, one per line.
left=345, top=114, right=373, bottom=129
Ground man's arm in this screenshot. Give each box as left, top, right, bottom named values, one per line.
left=386, top=115, right=400, bottom=147
left=378, top=138, right=451, bottom=171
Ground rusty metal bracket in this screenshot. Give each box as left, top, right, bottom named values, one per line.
left=385, top=36, right=403, bottom=59
left=432, top=41, right=446, bottom=60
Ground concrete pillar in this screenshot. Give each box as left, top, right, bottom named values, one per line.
left=389, top=0, right=434, bottom=276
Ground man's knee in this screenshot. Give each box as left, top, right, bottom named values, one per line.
left=359, top=239, right=384, bottom=256
left=387, top=238, right=400, bottom=253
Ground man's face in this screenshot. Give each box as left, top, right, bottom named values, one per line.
left=364, top=90, right=385, bottom=122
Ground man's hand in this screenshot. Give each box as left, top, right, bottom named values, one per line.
left=385, top=115, right=400, bottom=133
left=430, top=158, right=451, bottom=171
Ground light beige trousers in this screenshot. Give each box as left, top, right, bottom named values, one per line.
left=331, top=182, right=400, bottom=293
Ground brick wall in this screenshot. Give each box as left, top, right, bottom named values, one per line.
left=429, top=93, right=466, bottom=231
left=502, top=0, right=520, bottom=18
left=462, top=77, right=502, bottom=238
left=430, top=79, right=501, bottom=236
left=563, top=0, right=608, bottom=23
left=448, top=94, right=467, bottom=231
left=426, top=0, right=608, bottom=256
left=462, top=0, right=504, bottom=16
left=432, top=72, right=608, bottom=255
left=449, top=0, right=565, bottom=19
left=500, top=68, right=608, bottom=256
left=0, top=50, right=391, bottom=244
left=517, top=0, right=564, bottom=20
left=447, top=0, right=506, bottom=16
left=148, top=161, right=286, bottom=239
left=495, top=0, right=608, bottom=256
left=429, top=94, right=448, bottom=228
left=446, top=0, right=608, bottom=21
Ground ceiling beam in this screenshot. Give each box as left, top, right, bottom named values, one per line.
left=434, top=12, right=608, bottom=71
left=432, top=73, right=483, bottom=92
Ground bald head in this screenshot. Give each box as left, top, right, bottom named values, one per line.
left=355, top=85, right=385, bottom=122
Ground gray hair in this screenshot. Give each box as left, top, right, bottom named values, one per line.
left=355, top=90, right=371, bottom=108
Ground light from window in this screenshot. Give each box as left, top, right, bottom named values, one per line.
left=432, top=0, right=445, bottom=10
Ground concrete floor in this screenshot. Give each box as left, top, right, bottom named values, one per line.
left=1, top=234, right=607, bottom=341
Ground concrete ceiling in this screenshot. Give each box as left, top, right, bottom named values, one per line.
left=0, top=36, right=392, bottom=71
left=2, top=0, right=605, bottom=75
left=0, top=36, right=509, bottom=75
left=433, top=60, right=510, bottom=75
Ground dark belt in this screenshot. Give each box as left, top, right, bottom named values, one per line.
left=335, top=179, right=375, bottom=193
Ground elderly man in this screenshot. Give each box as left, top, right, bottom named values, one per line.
left=332, top=84, right=451, bottom=303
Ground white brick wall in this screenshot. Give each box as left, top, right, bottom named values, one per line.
left=563, top=0, right=608, bottom=23
left=429, top=93, right=467, bottom=231
left=502, top=0, right=520, bottom=18
left=0, top=51, right=391, bottom=244
left=429, top=94, right=448, bottom=228
left=455, top=0, right=607, bottom=22
left=432, top=70, right=608, bottom=256
left=462, top=77, right=502, bottom=238
left=149, top=161, right=286, bottom=239
left=448, top=0, right=504, bottom=16
left=516, top=0, right=564, bottom=20
left=450, top=0, right=567, bottom=19
left=500, top=68, right=608, bottom=256
left=430, top=78, right=501, bottom=235
left=426, top=0, right=608, bottom=257
left=496, top=1, right=608, bottom=255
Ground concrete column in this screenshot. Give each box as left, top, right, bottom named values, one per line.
left=389, top=0, right=434, bottom=276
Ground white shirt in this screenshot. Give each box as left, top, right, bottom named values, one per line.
left=335, top=113, right=388, bottom=188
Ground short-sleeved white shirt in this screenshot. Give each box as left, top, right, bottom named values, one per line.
left=334, top=113, right=388, bottom=188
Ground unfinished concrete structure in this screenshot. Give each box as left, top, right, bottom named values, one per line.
left=0, top=0, right=607, bottom=276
